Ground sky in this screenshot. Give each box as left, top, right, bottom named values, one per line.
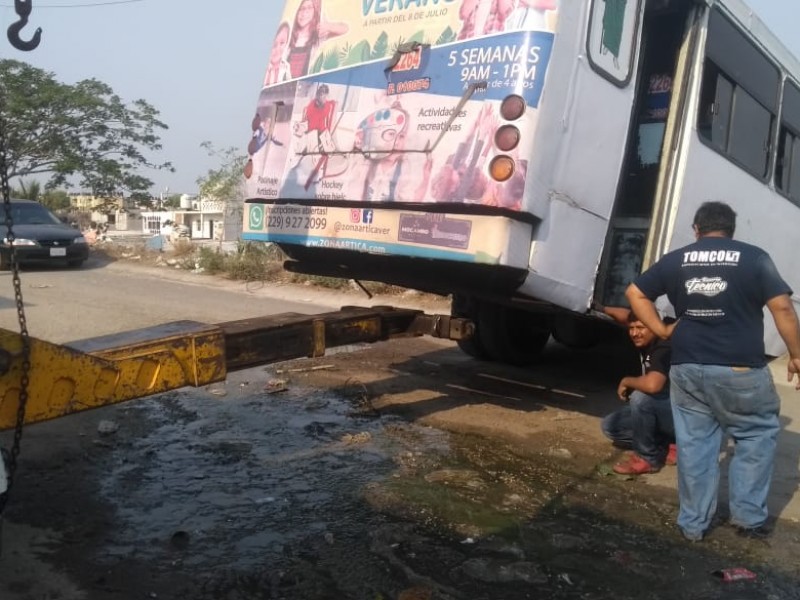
left=0, top=0, right=796, bottom=197
left=0, top=0, right=281, bottom=197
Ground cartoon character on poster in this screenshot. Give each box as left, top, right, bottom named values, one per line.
left=286, top=0, right=348, bottom=79
left=484, top=0, right=558, bottom=34
left=264, top=22, right=291, bottom=86
left=354, top=101, right=432, bottom=202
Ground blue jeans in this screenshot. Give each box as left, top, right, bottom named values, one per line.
left=670, top=364, right=780, bottom=539
left=602, top=391, right=675, bottom=466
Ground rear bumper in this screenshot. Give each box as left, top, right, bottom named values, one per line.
left=2, top=244, right=89, bottom=264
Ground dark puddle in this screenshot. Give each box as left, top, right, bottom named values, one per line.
left=94, top=371, right=800, bottom=600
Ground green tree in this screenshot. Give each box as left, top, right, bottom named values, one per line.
left=40, top=189, right=71, bottom=211
left=196, top=142, right=247, bottom=202
left=196, top=143, right=248, bottom=243
left=129, top=191, right=154, bottom=209
left=93, top=196, right=122, bottom=215
left=11, top=179, right=41, bottom=201
left=9, top=180, right=71, bottom=210
left=0, top=59, right=173, bottom=196
left=163, top=194, right=182, bottom=209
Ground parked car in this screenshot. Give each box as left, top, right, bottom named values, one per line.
left=0, top=199, right=90, bottom=269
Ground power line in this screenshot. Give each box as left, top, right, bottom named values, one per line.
left=0, top=0, right=144, bottom=8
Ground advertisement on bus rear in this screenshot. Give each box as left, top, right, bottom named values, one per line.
left=244, top=0, right=559, bottom=211
left=244, top=203, right=533, bottom=267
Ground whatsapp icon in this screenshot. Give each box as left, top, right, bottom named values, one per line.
left=249, top=205, right=265, bottom=230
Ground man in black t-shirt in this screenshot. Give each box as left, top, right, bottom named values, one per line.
left=626, top=201, right=800, bottom=542
left=600, top=309, right=676, bottom=475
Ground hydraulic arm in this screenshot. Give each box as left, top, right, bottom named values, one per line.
left=0, top=305, right=473, bottom=430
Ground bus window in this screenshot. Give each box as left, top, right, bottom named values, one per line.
left=697, top=8, right=779, bottom=181
left=728, top=87, right=773, bottom=177
left=776, top=81, right=800, bottom=206
left=637, top=121, right=666, bottom=166
left=587, top=0, right=642, bottom=86
left=697, top=66, right=732, bottom=151
left=776, top=129, right=800, bottom=203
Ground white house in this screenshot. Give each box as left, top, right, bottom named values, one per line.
left=140, top=198, right=225, bottom=240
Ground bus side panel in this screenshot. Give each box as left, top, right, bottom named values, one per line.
left=523, top=199, right=611, bottom=312
left=515, top=0, right=644, bottom=311
left=651, top=3, right=800, bottom=358
left=663, top=141, right=800, bottom=357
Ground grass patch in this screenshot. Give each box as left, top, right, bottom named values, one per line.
left=289, top=273, right=351, bottom=289
left=96, top=238, right=440, bottom=302
left=195, top=246, right=227, bottom=274
left=224, top=242, right=281, bottom=282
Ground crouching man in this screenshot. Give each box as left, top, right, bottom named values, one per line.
left=599, top=307, right=676, bottom=474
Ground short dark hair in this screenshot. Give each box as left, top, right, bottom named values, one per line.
left=317, top=84, right=329, bottom=95
left=693, top=201, right=736, bottom=237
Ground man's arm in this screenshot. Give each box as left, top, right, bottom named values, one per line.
left=617, top=371, right=668, bottom=401
left=594, top=304, right=631, bottom=326
left=625, top=283, right=675, bottom=340
left=766, top=293, right=800, bottom=390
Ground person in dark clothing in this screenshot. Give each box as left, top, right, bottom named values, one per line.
left=626, top=201, right=800, bottom=541
left=600, top=308, right=676, bottom=474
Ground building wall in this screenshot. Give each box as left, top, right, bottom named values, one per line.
left=70, top=194, right=125, bottom=211
left=139, top=210, right=224, bottom=239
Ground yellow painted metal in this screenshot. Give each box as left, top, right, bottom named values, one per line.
left=0, top=322, right=227, bottom=430
left=0, top=307, right=473, bottom=431
left=311, top=319, right=326, bottom=358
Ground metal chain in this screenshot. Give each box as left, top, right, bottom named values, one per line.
left=0, top=84, right=32, bottom=517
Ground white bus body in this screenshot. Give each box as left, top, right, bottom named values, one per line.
left=243, top=0, right=800, bottom=363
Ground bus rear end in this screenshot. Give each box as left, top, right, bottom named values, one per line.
left=243, top=0, right=608, bottom=362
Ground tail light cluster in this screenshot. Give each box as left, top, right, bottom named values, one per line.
left=489, top=94, right=526, bottom=183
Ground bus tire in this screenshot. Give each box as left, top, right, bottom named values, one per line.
left=551, top=315, right=611, bottom=349
left=477, top=303, right=551, bottom=366
left=451, top=294, right=490, bottom=360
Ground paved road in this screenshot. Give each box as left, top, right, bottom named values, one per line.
left=0, top=255, right=380, bottom=343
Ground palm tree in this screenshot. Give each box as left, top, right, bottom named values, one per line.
left=12, top=179, right=41, bottom=201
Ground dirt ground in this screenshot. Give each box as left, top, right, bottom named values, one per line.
left=3, top=337, right=800, bottom=599
left=2, top=259, right=800, bottom=599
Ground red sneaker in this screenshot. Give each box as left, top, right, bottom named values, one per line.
left=666, top=444, right=678, bottom=466
left=613, top=453, right=661, bottom=475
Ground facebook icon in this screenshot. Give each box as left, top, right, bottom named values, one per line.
left=362, top=209, right=374, bottom=224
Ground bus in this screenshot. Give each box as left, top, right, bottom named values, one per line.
left=242, top=0, right=800, bottom=365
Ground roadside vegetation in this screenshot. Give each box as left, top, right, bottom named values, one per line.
left=96, top=238, right=416, bottom=296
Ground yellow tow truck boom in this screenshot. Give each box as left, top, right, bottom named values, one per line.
left=0, top=306, right=473, bottom=430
